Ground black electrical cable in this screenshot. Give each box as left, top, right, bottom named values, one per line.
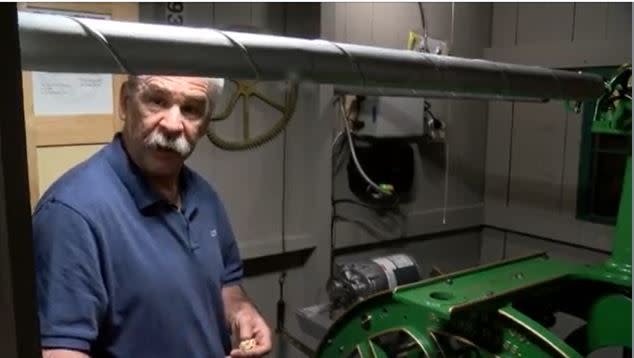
left=329, top=96, right=406, bottom=273
left=333, top=200, right=406, bottom=237
left=417, top=3, right=427, bottom=37
left=329, top=134, right=337, bottom=280
left=416, top=2, right=429, bottom=52
left=339, top=97, right=392, bottom=196
left=276, top=128, right=287, bottom=336
left=276, top=2, right=288, bottom=342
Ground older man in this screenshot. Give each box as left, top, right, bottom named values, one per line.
left=33, top=75, right=271, bottom=358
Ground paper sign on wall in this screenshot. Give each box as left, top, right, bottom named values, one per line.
left=32, top=72, right=113, bottom=116
left=25, top=7, right=113, bottom=116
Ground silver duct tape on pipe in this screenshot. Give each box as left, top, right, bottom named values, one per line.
left=18, top=11, right=604, bottom=101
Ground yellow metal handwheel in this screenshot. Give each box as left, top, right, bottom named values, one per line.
left=207, top=79, right=299, bottom=151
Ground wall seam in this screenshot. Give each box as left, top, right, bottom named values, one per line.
left=505, top=103, right=515, bottom=207
left=514, top=3, right=519, bottom=46
left=559, top=109, right=569, bottom=213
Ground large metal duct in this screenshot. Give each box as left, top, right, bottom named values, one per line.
left=18, top=11, right=604, bottom=101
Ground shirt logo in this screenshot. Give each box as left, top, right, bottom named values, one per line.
left=210, top=229, right=217, bottom=238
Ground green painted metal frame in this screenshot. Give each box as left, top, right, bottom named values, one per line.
left=316, top=68, right=632, bottom=358
left=577, top=65, right=632, bottom=225
left=316, top=241, right=631, bottom=357
left=591, top=65, right=632, bottom=136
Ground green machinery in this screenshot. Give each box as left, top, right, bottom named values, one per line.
left=315, top=67, right=632, bottom=358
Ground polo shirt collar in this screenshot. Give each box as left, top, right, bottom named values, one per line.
left=104, top=134, right=198, bottom=218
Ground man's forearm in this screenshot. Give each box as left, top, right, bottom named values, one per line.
left=221, top=285, right=273, bottom=355
left=221, top=285, right=255, bottom=326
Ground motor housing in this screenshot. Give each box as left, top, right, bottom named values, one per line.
left=327, top=253, right=421, bottom=310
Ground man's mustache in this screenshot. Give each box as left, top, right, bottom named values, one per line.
left=144, top=130, right=193, bottom=157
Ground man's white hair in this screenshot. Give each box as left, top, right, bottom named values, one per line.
left=205, top=77, right=225, bottom=109
left=127, top=75, right=225, bottom=118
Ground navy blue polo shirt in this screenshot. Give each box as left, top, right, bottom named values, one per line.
left=32, top=134, right=243, bottom=358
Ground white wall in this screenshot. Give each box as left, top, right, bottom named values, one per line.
left=481, top=7, right=631, bottom=356
left=323, top=3, right=491, bottom=249
left=483, top=2, right=631, bottom=254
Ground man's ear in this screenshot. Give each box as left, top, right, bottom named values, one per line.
left=119, top=81, right=131, bottom=122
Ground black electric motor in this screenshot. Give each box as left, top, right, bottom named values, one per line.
left=327, top=253, right=421, bottom=311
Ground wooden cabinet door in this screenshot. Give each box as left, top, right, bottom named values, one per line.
left=18, top=3, right=138, bottom=209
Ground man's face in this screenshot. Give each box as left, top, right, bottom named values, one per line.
left=120, top=76, right=212, bottom=177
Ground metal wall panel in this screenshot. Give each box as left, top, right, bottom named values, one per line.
left=516, top=3, right=574, bottom=45
left=484, top=102, right=513, bottom=218
left=331, top=3, right=490, bottom=249
left=423, top=2, right=453, bottom=42
left=344, top=2, right=373, bottom=45
left=479, top=227, right=506, bottom=263
left=606, top=2, right=632, bottom=41
left=371, top=3, right=408, bottom=49
left=504, top=232, right=609, bottom=264
left=286, top=3, right=321, bottom=39
left=491, top=3, right=517, bottom=47
left=453, top=3, right=492, bottom=56
left=483, top=40, right=632, bottom=68
left=334, top=2, right=347, bottom=42
left=486, top=204, right=613, bottom=251
left=181, top=3, right=213, bottom=27
left=573, top=3, right=608, bottom=42
left=250, top=2, right=283, bottom=33
left=446, top=99, right=488, bottom=207
left=213, top=3, right=253, bottom=28
left=508, top=101, right=567, bottom=213
left=484, top=1, right=630, bottom=249
left=560, top=110, right=582, bottom=215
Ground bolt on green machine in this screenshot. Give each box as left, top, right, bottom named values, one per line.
left=316, top=66, right=632, bottom=358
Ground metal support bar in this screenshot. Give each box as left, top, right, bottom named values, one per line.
left=0, top=5, right=41, bottom=358
left=607, top=157, right=632, bottom=273
left=333, top=85, right=550, bottom=102
left=18, top=11, right=603, bottom=101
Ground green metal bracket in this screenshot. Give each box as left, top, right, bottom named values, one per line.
left=317, top=246, right=632, bottom=357
left=606, top=157, right=632, bottom=275
left=591, top=64, right=632, bottom=135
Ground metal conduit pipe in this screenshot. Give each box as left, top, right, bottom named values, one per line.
left=334, top=85, right=550, bottom=102
left=18, top=11, right=604, bottom=101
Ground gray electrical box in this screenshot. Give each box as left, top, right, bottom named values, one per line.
left=354, top=96, right=426, bottom=138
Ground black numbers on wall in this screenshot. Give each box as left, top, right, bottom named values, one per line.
left=166, top=2, right=184, bottom=25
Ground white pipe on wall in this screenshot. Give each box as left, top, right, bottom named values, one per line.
left=18, top=11, right=603, bottom=101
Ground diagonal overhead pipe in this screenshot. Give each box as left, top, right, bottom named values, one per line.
left=333, top=85, right=551, bottom=102
left=18, top=11, right=604, bottom=101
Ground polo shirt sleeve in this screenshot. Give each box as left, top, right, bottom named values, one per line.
left=215, top=201, right=243, bottom=286
left=32, top=200, right=108, bottom=352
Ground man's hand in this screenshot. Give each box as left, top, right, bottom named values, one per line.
left=42, top=350, right=91, bottom=358
left=222, top=285, right=272, bottom=357
left=229, top=304, right=272, bottom=357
